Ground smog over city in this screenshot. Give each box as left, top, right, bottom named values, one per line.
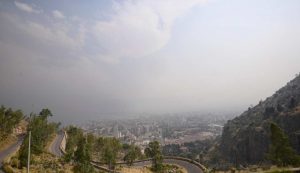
left=1, top=1, right=300, bottom=173
left=1, top=0, right=300, bottom=124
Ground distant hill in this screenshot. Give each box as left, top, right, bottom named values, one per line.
left=219, top=74, right=300, bottom=166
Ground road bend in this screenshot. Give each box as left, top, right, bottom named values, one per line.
left=48, top=131, right=64, bottom=157
left=0, top=136, right=23, bottom=173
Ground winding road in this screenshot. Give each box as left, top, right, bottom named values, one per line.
left=0, top=137, right=23, bottom=173
left=48, top=131, right=64, bottom=157
left=133, top=159, right=203, bottom=173
left=47, top=132, right=204, bottom=173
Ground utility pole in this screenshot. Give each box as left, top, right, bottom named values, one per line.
left=27, top=131, right=31, bottom=173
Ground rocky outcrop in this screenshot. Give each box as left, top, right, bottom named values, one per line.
left=219, top=74, right=300, bottom=165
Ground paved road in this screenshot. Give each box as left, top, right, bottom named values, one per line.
left=133, top=159, right=203, bottom=173
left=48, top=131, right=64, bottom=157
left=0, top=137, right=23, bottom=173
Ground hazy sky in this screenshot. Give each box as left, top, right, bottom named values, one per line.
left=1, top=0, right=300, bottom=124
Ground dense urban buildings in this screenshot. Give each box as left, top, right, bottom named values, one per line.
left=81, top=112, right=233, bottom=154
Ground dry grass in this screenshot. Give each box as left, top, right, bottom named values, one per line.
left=119, top=164, right=188, bottom=173
left=18, top=120, right=28, bottom=131
left=214, top=166, right=300, bottom=173
left=0, top=135, right=18, bottom=152
left=6, top=152, right=74, bottom=173
left=177, top=165, right=188, bottom=173
left=121, top=166, right=153, bottom=173
left=0, top=119, right=27, bottom=152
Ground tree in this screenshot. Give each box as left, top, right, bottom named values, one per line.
left=66, top=126, right=84, bottom=151
left=39, top=108, right=53, bottom=118
left=63, top=127, right=95, bottom=172
left=122, top=143, right=131, bottom=151
left=94, top=137, right=104, bottom=161
left=73, top=136, right=94, bottom=173
left=18, top=109, right=59, bottom=167
left=276, top=103, right=283, bottom=112
left=101, top=138, right=121, bottom=170
left=0, top=106, right=23, bottom=141
left=145, top=141, right=163, bottom=172
left=64, top=126, right=84, bottom=162
left=288, top=97, right=296, bottom=109
left=162, top=144, right=181, bottom=156
left=123, top=145, right=141, bottom=166
left=267, top=122, right=300, bottom=166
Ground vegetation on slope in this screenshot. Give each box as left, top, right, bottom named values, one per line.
left=216, top=74, right=300, bottom=169
left=145, top=141, right=163, bottom=172
left=0, top=106, right=23, bottom=142
left=18, top=108, right=60, bottom=167
left=1, top=108, right=70, bottom=172
left=64, top=126, right=95, bottom=172
left=65, top=127, right=177, bottom=172
left=123, top=144, right=142, bottom=166
left=64, top=126, right=144, bottom=172
left=267, top=123, right=300, bottom=166
left=162, top=139, right=213, bottom=161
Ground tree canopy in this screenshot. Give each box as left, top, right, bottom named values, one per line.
left=123, top=144, right=142, bottom=166
left=145, top=141, right=163, bottom=172
left=0, top=106, right=23, bottom=141
left=18, top=109, right=59, bottom=167
left=267, top=122, right=300, bottom=166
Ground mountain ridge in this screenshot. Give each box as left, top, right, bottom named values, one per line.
left=219, top=74, right=300, bottom=165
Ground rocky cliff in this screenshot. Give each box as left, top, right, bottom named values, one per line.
left=220, top=74, right=300, bottom=165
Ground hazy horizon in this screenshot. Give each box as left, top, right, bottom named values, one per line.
left=1, top=0, right=300, bottom=124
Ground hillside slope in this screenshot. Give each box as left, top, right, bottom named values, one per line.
left=220, top=74, right=300, bottom=165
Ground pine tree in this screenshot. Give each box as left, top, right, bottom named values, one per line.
left=145, top=141, right=164, bottom=172
left=101, top=138, right=121, bottom=170
left=73, top=136, right=94, bottom=173
left=267, top=122, right=300, bottom=166
left=123, top=145, right=141, bottom=165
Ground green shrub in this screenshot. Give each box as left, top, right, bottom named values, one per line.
left=10, top=157, right=20, bottom=168
left=269, top=170, right=292, bottom=173
left=2, top=163, right=14, bottom=173
left=267, top=123, right=300, bottom=166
